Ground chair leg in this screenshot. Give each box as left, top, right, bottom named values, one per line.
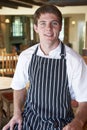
left=0, top=100, right=3, bottom=126
left=7, top=103, right=10, bottom=120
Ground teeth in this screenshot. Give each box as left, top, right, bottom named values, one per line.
left=45, top=34, right=52, bottom=36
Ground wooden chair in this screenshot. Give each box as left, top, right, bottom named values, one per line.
left=0, top=52, right=18, bottom=77
left=0, top=48, right=6, bottom=56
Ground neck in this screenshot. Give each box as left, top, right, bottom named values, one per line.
left=40, top=40, right=60, bottom=55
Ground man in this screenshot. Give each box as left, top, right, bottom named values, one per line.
left=3, top=4, right=87, bottom=130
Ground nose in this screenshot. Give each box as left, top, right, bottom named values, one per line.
left=46, top=23, right=52, bottom=30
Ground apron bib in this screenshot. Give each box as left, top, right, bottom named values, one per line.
left=22, top=43, right=74, bottom=130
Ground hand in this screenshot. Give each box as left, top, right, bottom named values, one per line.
left=2, top=114, right=22, bottom=130
left=62, top=119, right=83, bottom=130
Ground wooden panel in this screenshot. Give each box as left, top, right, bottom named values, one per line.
left=82, top=56, right=87, bottom=64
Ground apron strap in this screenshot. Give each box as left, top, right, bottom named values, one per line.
left=34, top=46, right=38, bottom=55
left=60, top=42, right=66, bottom=59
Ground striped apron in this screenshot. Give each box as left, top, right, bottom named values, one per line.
left=15, top=43, right=74, bottom=130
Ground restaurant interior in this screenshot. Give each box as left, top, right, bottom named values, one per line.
left=0, top=0, right=87, bottom=129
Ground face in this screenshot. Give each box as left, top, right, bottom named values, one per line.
left=34, top=13, right=62, bottom=46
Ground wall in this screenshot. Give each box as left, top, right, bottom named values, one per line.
left=0, top=6, right=87, bottom=15
left=0, top=5, right=87, bottom=53
left=67, top=14, right=85, bottom=53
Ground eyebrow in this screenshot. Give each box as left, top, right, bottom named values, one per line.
left=38, top=20, right=59, bottom=23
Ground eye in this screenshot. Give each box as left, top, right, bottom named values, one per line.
left=39, top=22, right=46, bottom=27
left=51, top=21, right=59, bottom=26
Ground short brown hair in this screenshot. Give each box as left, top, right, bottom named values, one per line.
left=34, top=4, right=62, bottom=25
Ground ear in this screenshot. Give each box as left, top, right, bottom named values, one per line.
left=34, top=24, right=38, bottom=33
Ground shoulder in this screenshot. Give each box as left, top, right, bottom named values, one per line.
left=65, top=44, right=83, bottom=64
left=19, top=44, right=38, bottom=60
left=64, top=44, right=85, bottom=74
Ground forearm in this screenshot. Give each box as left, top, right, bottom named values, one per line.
left=63, top=102, right=87, bottom=130
left=74, top=102, right=87, bottom=127
left=13, top=88, right=27, bottom=116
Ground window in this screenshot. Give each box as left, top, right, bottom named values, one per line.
left=59, top=18, right=64, bottom=41
left=11, top=16, right=24, bottom=37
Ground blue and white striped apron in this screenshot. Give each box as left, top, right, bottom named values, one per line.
left=15, top=43, right=74, bottom=130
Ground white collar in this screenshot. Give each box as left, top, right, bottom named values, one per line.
left=37, top=42, right=61, bottom=57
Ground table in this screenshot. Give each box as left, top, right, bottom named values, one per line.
left=0, top=77, right=12, bottom=91
left=0, top=77, right=29, bottom=120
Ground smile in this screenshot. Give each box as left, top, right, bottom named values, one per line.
left=44, top=34, right=53, bottom=37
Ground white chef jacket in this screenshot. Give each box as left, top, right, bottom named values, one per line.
left=11, top=42, right=87, bottom=102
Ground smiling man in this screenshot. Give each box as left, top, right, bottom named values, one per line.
left=3, top=4, right=87, bottom=130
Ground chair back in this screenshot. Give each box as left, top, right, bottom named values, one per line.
left=0, top=48, right=6, bottom=56
left=1, top=52, right=18, bottom=76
